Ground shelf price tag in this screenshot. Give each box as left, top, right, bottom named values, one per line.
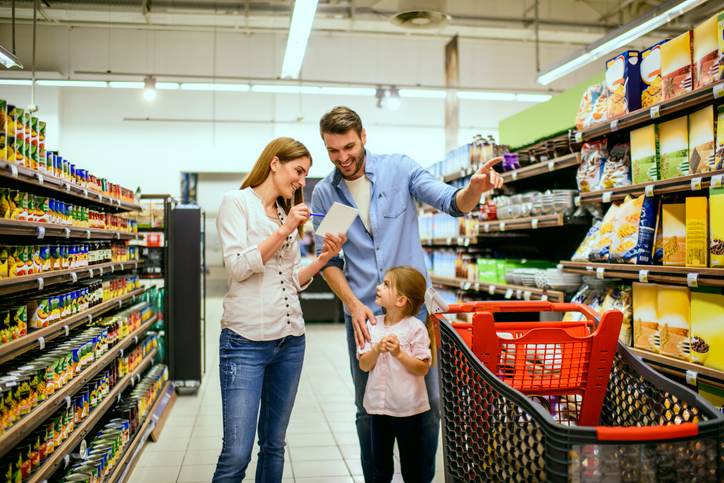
left=523, top=291, right=532, bottom=301
left=610, top=119, right=619, bottom=132
left=649, top=105, right=660, bottom=119
left=85, top=230, right=91, bottom=240
left=456, top=237, right=463, bottom=246
left=685, top=370, right=698, bottom=386
left=602, top=191, right=612, bottom=203
left=474, top=282, right=480, bottom=291
left=445, top=237, right=452, bottom=245
left=98, top=266, right=104, bottom=276
left=82, top=189, right=88, bottom=197
left=37, top=277, right=44, bottom=290
left=504, top=289, right=513, bottom=299
left=540, top=294, right=548, bottom=302
left=638, top=270, right=649, bottom=283
left=118, top=300, right=123, bottom=309
left=64, top=455, right=70, bottom=468
left=65, top=396, right=71, bottom=409
left=87, top=314, right=93, bottom=324
left=110, top=265, right=115, bottom=273
left=36, top=173, right=44, bottom=185
left=711, top=174, right=723, bottom=189
left=463, top=237, right=470, bottom=247
left=596, top=267, right=605, bottom=280
left=36, top=226, right=45, bottom=239
left=714, top=83, right=724, bottom=99
left=547, top=160, right=555, bottom=172
left=38, top=336, right=45, bottom=350
left=70, top=272, right=78, bottom=283
left=511, top=171, right=518, bottom=181
left=63, top=182, right=71, bottom=192
left=463, top=281, right=472, bottom=291
left=80, top=439, right=87, bottom=458
left=64, top=227, right=71, bottom=239
left=691, top=177, right=703, bottom=191
left=515, top=289, right=522, bottom=299
left=574, top=132, right=583, bottom=143
left=483, top=223, right=490, bottom=233
left=499, top=222, right=506, bottom=232
left=134, top=335, right=139, bottom=345
left=531, top=218, right=539, bottom=229
left=488, top=285, right=496, bottom=295
left=120, top=348, right=124, bottom=358
left=556, top=263, right=563, bottom=270
left=687, top=273, right=699, bottom=288
left=88, top=268, right=94, bottom=278
left=644, top=184, right=655, bottom=197
left=574, top=196, right=581, bottom=207
left=117, top=393, right=122, bottom=403
left=63, top=325, right=69, bottom=336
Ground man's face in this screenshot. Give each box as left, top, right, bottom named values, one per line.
left=322, top=128, right=367, bottom=180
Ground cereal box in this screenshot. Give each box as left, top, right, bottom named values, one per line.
left=710, top=187, right=724, bottom=267
left=694, top=13, right=720, bottom=89
left=715, top=105, right=724, bottom=170
left=685, top=196, right=708, bottom=268
left=659, top=116, right=689, bottom=179
left=38, top=121, right=46, bottom=172
left=630, top=124, right=659, bottom=183
left=0, top=100, right=6, bottom=161
left=605, top=50, right=642, bottom=119
left=688, top=106, right=716, bottom=173
left=640, top=40, right=668, bottom=108
left=719, top=12, right=724, bottom=80
left=657, top=285, right=691, bottom=361
left=662, top=203, right=686, bottom=266
left=633, top=282, right=659, bottom=353
left=690, top=289, right=724, bottom=370
left=661, top=31, right=693, bottom=101
left=8, top=106, right=22, bottom=164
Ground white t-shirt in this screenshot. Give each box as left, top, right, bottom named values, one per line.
left=344, top=175, right=372, bottom=234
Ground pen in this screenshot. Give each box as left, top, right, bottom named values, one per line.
left=310, top=213, right=325, bottom=217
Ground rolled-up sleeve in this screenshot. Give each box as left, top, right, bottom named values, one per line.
left=217, top=193, right=264, bottom=282
left=311, top=183, right=345, bottom=271
left=405, top=156, right=464, bottom=217
left=410, top=323, right=432, bottom=361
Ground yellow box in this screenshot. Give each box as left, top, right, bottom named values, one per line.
left=715, top=105, right=724, bottom=170
left=633, top=282, right=659, bottom=353
left=710, top=187, right=724, bottom=267
left=686, top=197, right=708, bottom=267
left=719, top=12, right=724, bottom=80
left=630, top=124, right=659, bottom=183
left=693, top=13, right=719, bottom=89
left=690, top=289, right=724, bottom=370
left=662, top=203, right=686, bottom=266
left=688, top=106, right=715, bottom=174
left=0, top=99, right=5, bottom=161
left=657, top=285, right=691, bottom=361
left=659, top=116, right=689, bottom=179
left=661, top=31, right=693, bottom=101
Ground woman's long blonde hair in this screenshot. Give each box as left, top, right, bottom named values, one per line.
left=241, top=137, right=311, bottom=237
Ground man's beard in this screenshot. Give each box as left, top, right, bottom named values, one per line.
left=339, top=148, right=366, bottom=180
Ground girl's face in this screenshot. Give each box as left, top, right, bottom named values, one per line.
left=375, top=274, right=404, bottom=310
left=271, top=156, right=311, bottom=199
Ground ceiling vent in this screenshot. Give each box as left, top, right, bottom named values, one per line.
left=389, top=0, right=450, bottom=30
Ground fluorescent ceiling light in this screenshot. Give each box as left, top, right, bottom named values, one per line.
left=537, top=0, right=708, bottom=85
left=156, top=82, right=180, bottom=90
left=0, top=79, right=32, bottom=86
left=181, top=83, right=251, bottom=92
left=0, top=44, right=23, bottom=69
left=37, top=80, right=107, bottom=88
left=399, top=89, right=447, bottom=99
left=317, top=86, right=376, bottom=96
left=458, top=91, right=516, bottom=101
left=515, top=93, right=552, bottom=103
left=109, top=81, right=145, bottom=89
left=281, top=0, right=319, bottom=79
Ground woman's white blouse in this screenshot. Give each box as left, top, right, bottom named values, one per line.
left=217, top=188, right=311, bottom=341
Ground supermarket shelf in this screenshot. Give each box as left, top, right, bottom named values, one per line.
left=27, top=348, right=158, bottom=483
left=628, top=348, right=724, bottom=389
left=137, top=226, right=165, bottom=232
left=430, top=275, right=565, bottom=302
left=0, top=315, right=158, bottom=460
left=577, top=81, right=724, bottom=142
left=579, top=169, right=724, bottom=204
left=0, top=160, right=141, bottom=212
left=0, top=218, right=139, bottom=241
left=0, top=287, right=146, bottom=365
left=477, top=213, right=565, bottom=233
left=0, top=260, right=142, bottom=296
left=501, top=152, right=581, bottom=183
left=442, top=164, right=479, bottom=183
left=108, top=381, right=174, bottom=483
left=559, top=261, right=724, bottom=288
left=420, top=235, right=478, bottom=247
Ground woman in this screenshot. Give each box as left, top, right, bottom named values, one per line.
left=213, top=137, right=346, bottom=482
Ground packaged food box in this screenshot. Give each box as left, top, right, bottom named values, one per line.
left=609, top=194, right=658, bottom=264
left=690, top=289, right=724, bottom=370
left=8, top=106, right=23, bottom=164
left=715, top=105, right=724, bottom=170
left=605, top=50, right=642, bottom=119
left=630, top=124, right=659, bottom=183
left=719, top=12, right=724, bottom=81
left=640, top=40, right=668, bottom=108
left=653, top=205, right=664, bottom=265
left=685, top=196, right=708, bottom=268
left=661, top=31, right=693, bottom=101
left=662, top=203, right=686, bottom=266
left=688, top=105, right=716, bottom=173
left=0, top=99, right=6, bottom=161
left=693, top=13, right=719, bottom=89
left=477, top=259, right=498, bottom=284
left=659, top=116, right=689, bottom=179
left=710, top=187, right=724, bottom=267
left=633, top=282, right=659, bottom=352
left=657, top=285, right=691, bottom=361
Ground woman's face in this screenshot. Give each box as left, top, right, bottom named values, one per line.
left=271, top=156, right=311, bottom=199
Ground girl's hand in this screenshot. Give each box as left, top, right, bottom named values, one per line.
left=385, top=335, right=401, bottom=357
left=374, top=337, right=389, bottom=354
left=281, top=203, right=310, bottom=236
left=318, top=233, right=346, bottom=263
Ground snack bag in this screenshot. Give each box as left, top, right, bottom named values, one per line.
left=601, top=286, right=633, bottom=345
left=598, top=142, right=631, bottom=190
left=576, top=83, right=604, bottom=131
left=586, top=85, right=609, bottom=128
left=572, top=221, right=602, bottom=262
left=589, top=202, right=623, bottom=262
left=577, top=141, right=607, bottom=193
left=609, top=194, right=659, bottom=264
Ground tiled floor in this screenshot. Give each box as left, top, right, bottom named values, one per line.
left=129, top=297, right=445, bottom=482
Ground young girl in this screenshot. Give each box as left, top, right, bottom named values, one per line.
left=358, top=266, right=433, bottom=483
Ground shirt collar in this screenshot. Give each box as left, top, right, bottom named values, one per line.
left=332, top=149, right=375, bottom=186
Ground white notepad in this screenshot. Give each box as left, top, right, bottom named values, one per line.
left=315, top=202, right=359, bottom=237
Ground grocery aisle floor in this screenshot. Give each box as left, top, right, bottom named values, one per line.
left=129, top=296, right=445, bottom=482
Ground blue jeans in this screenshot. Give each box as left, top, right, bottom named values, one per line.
left=345, top=313, right=439, bottom=483
left=212, top=329, right=305, bottom=483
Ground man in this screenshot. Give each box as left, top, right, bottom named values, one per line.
left=311, top=106, right=503, bottom=482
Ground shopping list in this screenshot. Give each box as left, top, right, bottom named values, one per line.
left=315, top=202, right=359, bottom=237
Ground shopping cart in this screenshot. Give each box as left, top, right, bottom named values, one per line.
left=428, top=296, right=724, bottom=482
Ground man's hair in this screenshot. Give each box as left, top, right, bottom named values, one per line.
left=319, top=106, right=363, bottom=137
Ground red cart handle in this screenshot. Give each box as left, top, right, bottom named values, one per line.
left=443, top=301, right=600, bottom=323
left=596, top=423, right=698, bottom=441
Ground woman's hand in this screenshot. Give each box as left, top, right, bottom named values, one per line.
left=281, top=203, right=310, bottom=236
left=318, top=233, right=346, bottom=263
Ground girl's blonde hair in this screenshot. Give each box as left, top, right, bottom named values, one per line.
left=387, top=266, right=437, bottom=364
left=241, top=137, right=311, bottom=237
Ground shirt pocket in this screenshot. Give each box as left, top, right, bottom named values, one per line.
left=380, top=187, right=408, bottom=219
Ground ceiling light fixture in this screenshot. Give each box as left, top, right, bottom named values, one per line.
left=281, top=0, right=319, bottom=79
left=0, top=43, right=22, bottom=69
left=109, top=81, right=145, bottom=89
left=143, top=76, right=157, bottom=101
left=537, top=0, right=709, bottom=85
left=37, top=80, right=107, bottom=88
left=181, top=83, right=251, bottom=92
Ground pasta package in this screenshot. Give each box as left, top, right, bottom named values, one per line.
left=693, top=13, right=720, bottom=89
left=630, top=124, right=659, bottom=183
left=640, top=40, right=668, bottom=108
left=598, top=142, right=631, bottom=190
left=609, top=194, right=659, bottom=264
left=688, top=105, right=716, bottom=174
left=661, top=31, right=693, bottom=101
left=572, top=221, right=602, bottom=262
left=605, top=50, right=642, bottom=120
left=659, top=116, right=689, bottom=179
left=576, top=141, right=607, bottom=193
left=590, top=202, right=623, bottom=262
